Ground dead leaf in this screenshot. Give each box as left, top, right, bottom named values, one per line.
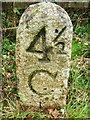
left=51, top=109, right=60, bottom=118
left=47, top=106, right=55, bottom=114
left=48, top=108, right=54, bottom=115
left=3, top=71, right=11, bottom=78
left=47, top=107, right=60, bottom=118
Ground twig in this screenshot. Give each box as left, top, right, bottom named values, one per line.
left=2, top=27, right=18, bottom=31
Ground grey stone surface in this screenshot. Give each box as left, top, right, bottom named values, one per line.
left=16, top=2, right=73, bottom=108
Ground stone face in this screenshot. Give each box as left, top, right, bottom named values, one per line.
left=16, top=2, right=73, bottom=108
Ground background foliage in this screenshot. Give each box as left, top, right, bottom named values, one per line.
left=1, top=2, right=90, bottom=119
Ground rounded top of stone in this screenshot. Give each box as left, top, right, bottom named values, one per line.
left=18, top=2, right=73, bottom=29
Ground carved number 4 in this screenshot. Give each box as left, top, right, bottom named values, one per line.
left=26, top=26, right=66, bottom=62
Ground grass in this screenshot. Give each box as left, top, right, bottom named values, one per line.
left=1, top=5, right=90, bottom=119
left=66, top=59, right=89, bottom=118
left=66, top=21, right=89, bottom=118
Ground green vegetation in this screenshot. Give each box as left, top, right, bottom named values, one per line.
left=1, top=3, right=89, bottom=119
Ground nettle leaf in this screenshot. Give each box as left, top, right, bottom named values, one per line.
left=3, top=38, right=9, bottom=45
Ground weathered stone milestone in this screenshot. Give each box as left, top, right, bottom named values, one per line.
left=16, top=2, right=73, bottom=108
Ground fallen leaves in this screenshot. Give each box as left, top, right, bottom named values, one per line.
left=47, top=107, right=60, bottom=118
left=51, top=109, right=60, bottom=118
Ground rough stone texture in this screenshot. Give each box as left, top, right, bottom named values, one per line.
left=16, top=2, right=73, bottom=108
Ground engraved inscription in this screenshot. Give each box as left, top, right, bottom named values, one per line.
left=26, top=27, right=51, bottom=62
left=26, top=26, right=66, bottom=61
left=28, top=69, right=57, bottom=95
left=53, top=26, right=66, bottom=42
